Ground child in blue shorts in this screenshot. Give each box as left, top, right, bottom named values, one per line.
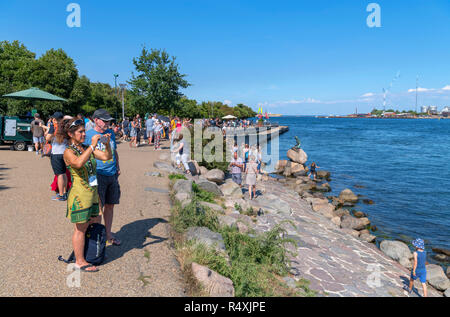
left=406, top=238, right=428, bottom=297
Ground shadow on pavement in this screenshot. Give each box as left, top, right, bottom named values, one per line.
left=0, top=164, right=11, bottom=191
left=103, top=217, right=169, bottom=265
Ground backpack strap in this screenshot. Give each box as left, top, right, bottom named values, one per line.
left=58, top=251, right=75, bottom=264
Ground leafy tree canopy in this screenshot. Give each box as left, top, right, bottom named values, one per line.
left=128, top=46, right=190, bottom=115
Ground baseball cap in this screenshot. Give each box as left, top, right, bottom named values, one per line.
left=52, top=112, right=64, bottom=119
left=93, top=109, right=114, bottom=121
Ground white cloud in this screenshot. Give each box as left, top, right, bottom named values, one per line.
left=223, top=100, right=232, bottom=106
left=407, top=87, right=436, bottom=93
left=361, top=92, right=375, bottom=97
left=442, top=85, right=450, bottom=91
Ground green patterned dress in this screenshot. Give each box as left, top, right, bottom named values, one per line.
left=66, top=144, right=99, bottom=223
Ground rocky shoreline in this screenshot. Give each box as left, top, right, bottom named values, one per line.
left=152, top=148, right=449, bottom=297
left=266, top=145, right=450, bottom=296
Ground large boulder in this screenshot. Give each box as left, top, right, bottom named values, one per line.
left=426, top=264, right=450, bottom=291
left=339, top=189, right=359, bottom=204
left=359, top=233, right=376, bottom=243
left=283, top=163, right=292, bottom=177
left=218, top=215, right=238, bottom=228
left=185, top=227, right=226, bottom=252
left=315, top=183, right=331, bottom=193
left=205, top=169, right=225, bottom=184
left=220, top=181, right=243, bottom=198
left=352, top=210, right=367, bottom=218
left=275, top=160, right=288, bottom=173
left=174, top=192, right=191, bottom=206
left=432, top=248, right=450, bottom=257
left=316, top=204, right=336, bottom=219
left=331, top=216, right=341, bottom=227
left=287, top=148, right=308, bottom=164
left=341, top=228, right=360, bottom=238
left=199, top=166, right=208, bottom=176
left=195, top=180, right=223, bottom=196
left=253, top=194, right=292, bottom=215
left=379, top=240, right=413, bottom=266
left=200, top=201, right=225, bottom=213
left=334, top=208, right=350, bottom=218
left=445, top=288, right=450, bottom=297
left=340, top=215, right=370, bottom=231
left=290, top=162, right=305, bottom=174
left=191, top=262, right=234, bottom=297
left=153, top=161, right=178, bottom=173
left=173, top=179, right=193, bottom=194
left=316, top=170, right=331, bottom=181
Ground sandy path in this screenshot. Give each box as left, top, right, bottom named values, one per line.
left=0, top=139, right=186, bottom=296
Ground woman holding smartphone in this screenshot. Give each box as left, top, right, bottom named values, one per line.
left=61, top=118, right=112, bottom=272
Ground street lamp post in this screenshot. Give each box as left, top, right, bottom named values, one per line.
left=114, top=74, right=119, bottom=97
left=119, top=84, right=126, bottom=120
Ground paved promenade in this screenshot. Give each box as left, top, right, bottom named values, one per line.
left=0, top=140, right=186, bottom=296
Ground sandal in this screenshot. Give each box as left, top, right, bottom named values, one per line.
left=107, top=237, right=122, bottom=246
left=77, top=264, right=99, bottom=273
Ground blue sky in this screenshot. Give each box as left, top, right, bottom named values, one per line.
left=1, top=0, right=450, bottom=115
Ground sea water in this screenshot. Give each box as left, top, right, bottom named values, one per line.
left=264, top=117, right=450, bottom=263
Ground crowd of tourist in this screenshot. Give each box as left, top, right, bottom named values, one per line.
left=30, top=109, right=267, bottom=272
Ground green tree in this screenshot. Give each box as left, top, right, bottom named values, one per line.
left=82, top=82, right=121, bottom=118
left=0, top=41, right=35, bottom=115
left=128, top=46, right=190, bottom=115
left=176, top=97, right=202, bottom=118
left=68, top=75, right=91, bottom=115
left=29, top=48, right=78, bottom=116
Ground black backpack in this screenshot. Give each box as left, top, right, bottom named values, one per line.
left=58, top=223, right=107, bottom=266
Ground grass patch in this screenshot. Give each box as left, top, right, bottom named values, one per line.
left=296, top=278, right=318, bottom=297
left=169, top=173, right=187, bottom=181
left=137, top=273, right=151, bottom=286
left=144, top=249, right=150, bottom=262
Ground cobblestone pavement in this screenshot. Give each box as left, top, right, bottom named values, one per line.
left=249, top=180, right=442, bottom=297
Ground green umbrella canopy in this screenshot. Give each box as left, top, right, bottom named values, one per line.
left=2, top=87, right=67, bottom=102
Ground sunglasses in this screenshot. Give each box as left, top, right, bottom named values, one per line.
left=70, top=119, right=84, bottom=128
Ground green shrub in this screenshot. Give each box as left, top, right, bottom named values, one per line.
left=171, top=199, right=219, bottom=233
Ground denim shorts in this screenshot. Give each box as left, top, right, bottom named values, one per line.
left=33, top=136, right=44, bottom=144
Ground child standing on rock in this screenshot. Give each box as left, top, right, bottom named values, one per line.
left=406, top=238, right=428, bottom=297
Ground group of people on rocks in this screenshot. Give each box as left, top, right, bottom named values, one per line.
left=229, top=142, right=262, bottom=200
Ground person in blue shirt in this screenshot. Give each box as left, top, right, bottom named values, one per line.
left=84, top=109, right=122, bottom=246
left=406, top=238, right=428, bottom=297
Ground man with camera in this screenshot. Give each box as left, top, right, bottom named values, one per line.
left=84, top=109, right=122, bottom=246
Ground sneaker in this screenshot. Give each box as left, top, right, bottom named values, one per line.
left=58, top=193, right=67, bottom=201
left=51, top=194, right=62, bottom=201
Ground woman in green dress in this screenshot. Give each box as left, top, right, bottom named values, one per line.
left=61, top=118, right=112, bottom=272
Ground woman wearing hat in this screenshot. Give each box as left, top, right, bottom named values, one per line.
left=406, top=238, right=428, bottom=297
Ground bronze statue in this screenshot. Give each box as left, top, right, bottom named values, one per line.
left=292, top=136, right=301, bottom=151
